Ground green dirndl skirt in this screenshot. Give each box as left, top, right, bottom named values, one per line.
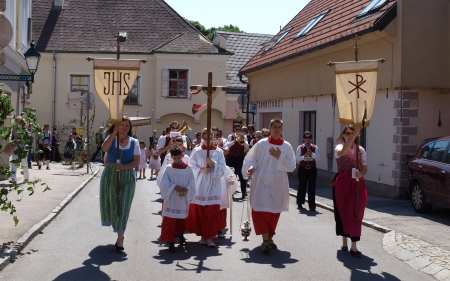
left=100, top=164, right=136, bottom=233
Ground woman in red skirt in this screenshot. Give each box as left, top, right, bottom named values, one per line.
left=332, top=126, right=368, bottom=256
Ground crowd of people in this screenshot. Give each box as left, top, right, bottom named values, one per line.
left=98, top=116, right=369, bottom=256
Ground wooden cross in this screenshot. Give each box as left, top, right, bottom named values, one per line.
left=190, top=72, right=229, bottom=159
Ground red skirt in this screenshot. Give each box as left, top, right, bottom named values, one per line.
left=218, top=209, right=227, bottom=231
left=332, top=170, right=368, bottom=238
left=251, top=210, right=280, bottom=238
left=160, top=217, right=186, bottom=243
left=185, top=204, right=220, bottom=240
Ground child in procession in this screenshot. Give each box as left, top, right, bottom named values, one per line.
left=159, top=146, right=196, bottom=253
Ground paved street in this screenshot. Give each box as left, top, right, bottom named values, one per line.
left=0, top=167, right=433, bottom=280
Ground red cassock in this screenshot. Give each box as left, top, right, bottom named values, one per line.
left=160, top=217, right=186, bottom=243
left=185, top=204, right=220, bottom=239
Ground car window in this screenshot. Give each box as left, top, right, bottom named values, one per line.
left=445, top=145, right=450, bottom=165
left=429, top=140, right=449, bottom=163
left=421, top=141, right=435, bottom=159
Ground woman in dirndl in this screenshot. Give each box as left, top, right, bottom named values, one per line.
left=332, top=126, right=368, bottom=256
left=100, top=116, right=140, bottom=252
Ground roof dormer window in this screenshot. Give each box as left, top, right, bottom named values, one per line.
left=294, top=9, right=330, bottom=40
left=264, top=28, right=291, bottom=52
left=356, top=0, right=388, bottom=19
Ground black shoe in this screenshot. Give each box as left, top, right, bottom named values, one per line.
left=169, top=243, right=176, bottom=253
left=341, top=246, right=348, bottom=251
left=115, top=242, right=124, bottom=252
left=350, top=250, right=362, bottom=256
left=242, top=193, right=247, bottom=199
left=309, top=208, right=316, bottom=212
left=46, top=167, right=50, bottom=170
left=179, top=235, right=186, bottom=246
left=38, top=165, right=41, bottom=170
left=297, top=205, right=305, bottom=210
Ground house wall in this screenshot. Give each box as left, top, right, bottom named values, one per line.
left=31, top=52, right=229, bottom=147
left=399, top=0, right=450, bottom=88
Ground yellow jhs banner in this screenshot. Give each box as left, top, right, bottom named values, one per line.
left=93, top=59, right=140, bottom=124
left=334, top=61, right=378, bottom=128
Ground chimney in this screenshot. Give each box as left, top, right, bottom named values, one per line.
left=53, top=0, right=64, bottom=9
left=212, top=32, right=226, bottom=49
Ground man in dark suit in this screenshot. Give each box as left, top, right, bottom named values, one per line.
left=149, top=130, right=159, bottom=148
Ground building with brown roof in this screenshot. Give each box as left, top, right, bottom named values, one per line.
left=30, top=0, right=232, bottom=144
left=212, top=31, right=274, bottom=132
left=238, top=0, right=450, bottom=198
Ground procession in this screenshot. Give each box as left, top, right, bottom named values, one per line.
left=1, top=0, right=450, bottom=280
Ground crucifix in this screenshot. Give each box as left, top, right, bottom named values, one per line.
left=190, top=72, right=229, bottom=162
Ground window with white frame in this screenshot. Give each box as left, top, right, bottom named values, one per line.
left=161, top=69, right=188, bottom=98
left=356, top=0, right=388, bottom=20
left=294, top=10, right=330, bottom=40
left=124, top=77, right=140, bottom=105
left=70, top=75, right=90, bottom=92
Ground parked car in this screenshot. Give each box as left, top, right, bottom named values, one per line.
left=407, top=136, right=450, bottom=213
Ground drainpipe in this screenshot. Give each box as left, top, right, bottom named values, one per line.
left=238, top=74, right=251, bottom=125
left=52, top=51, right=57, bottom=128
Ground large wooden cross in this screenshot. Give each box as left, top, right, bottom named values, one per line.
left=190, top=72, right=229, bottom=159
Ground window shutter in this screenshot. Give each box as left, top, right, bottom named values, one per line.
left=161, top=69, right=169, bottom=97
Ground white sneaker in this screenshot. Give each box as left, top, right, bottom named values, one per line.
left=206, top=239, right=215, bottom=248
left=199, top=239, right=206, bottom=245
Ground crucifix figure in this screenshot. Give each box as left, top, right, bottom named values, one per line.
left=190, top=72, right=229, bottom=162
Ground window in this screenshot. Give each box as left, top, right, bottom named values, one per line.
left=70, top=75, right=89, bottom=92
left=356, top=0, right=388, bottom=20
left=124, top=77, right=140, bottom=105
left=445, top=145, right=450, bottom=165
left=295, top=10, right=330, bottom=39
left=303, top=111, right=316, bottom=142
left=429, top=140, right=449, bottom=162
left=168, top=70, right=188, bottom=98
left=421, top=142, right=434, bottom=159
left=264, top=29, right=291, bottom=52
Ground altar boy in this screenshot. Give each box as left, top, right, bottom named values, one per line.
left=159, top=146, right=196, bottom=253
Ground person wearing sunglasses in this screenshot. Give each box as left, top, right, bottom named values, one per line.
left=332, top=125, right=367, bottom=256
left=157, top=121, right=187, bottom=165
left=296, top=131, right=320, bottom=211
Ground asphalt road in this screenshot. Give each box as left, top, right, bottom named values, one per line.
left=0, top=170, right=433, bottom=281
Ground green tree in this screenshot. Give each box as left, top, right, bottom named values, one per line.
left=0, top=84, right=50, bottom=225
left=186, top=19, right=244, bottom=41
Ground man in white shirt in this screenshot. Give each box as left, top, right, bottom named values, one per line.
left=242, top=118, right=296, bottom=254
left=296, top=131, right=320, bottom=211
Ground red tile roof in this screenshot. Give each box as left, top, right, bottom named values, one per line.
left=239, top=0, right=396, bottom=75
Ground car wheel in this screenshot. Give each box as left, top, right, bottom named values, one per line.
left=410, top=181, right=432, bottom=213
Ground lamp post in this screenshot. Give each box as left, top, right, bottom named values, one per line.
left=0, top=42, right=41, bottom=83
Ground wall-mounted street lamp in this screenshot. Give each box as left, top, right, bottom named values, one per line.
left=0, top=42, right=41, bottom=83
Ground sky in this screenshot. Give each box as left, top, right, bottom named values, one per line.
left=165, top=0, right=311, bottom=36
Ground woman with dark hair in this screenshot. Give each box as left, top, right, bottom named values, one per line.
left=100, top=116, right=140, bottom=252
left=332, top=125, right=367, bottom=256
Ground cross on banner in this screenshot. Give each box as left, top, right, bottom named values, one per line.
left=348, top=74, right=367, bottom=98
left=190, top=72, right=229, bottom=159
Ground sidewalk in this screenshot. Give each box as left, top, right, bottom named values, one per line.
left=288, top=174, right=450, bottom=280
left=0, top=161, right=99, bottom=270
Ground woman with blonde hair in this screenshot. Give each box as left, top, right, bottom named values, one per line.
left=332, top=125, right=368, bottom=256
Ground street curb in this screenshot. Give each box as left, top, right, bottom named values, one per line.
left=0, top=167, right=100, bottom=271
left=288, top=191, right=393, bottom=233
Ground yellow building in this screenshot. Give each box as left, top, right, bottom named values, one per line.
left=30, top=0, right=232, bottom=145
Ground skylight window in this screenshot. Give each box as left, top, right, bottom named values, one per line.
left=264, top=29, right=291, bottom=52
left=356, top=0, right=388, bottom=19
left=294, top=9, right=330, bottom=40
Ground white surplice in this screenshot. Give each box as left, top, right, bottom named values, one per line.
left=159, top=165, right=196, bottom=219
left=157, top=153, right=190, bottom=187
left=188, top=146, right=226, bottom=206
left=220, top=166, right=238, bottom=209
left=242, top=138, right=296, bottom=213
